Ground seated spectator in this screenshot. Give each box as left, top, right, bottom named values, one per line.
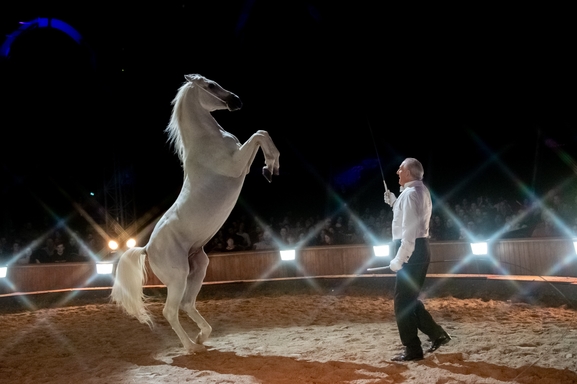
left=0, top=236, right=9, bottom=265
left=53, top=241, right=70, bottom=262
left=236, top=222, right=252, bottom=249
left=67, top=234, right=82, bottom=261
left=429, top=215, right=444, bottom=241
left=531, top=212, right=564, bottom=237
left=226, top=227, right=246, bottom=250
left=342, top=219, right=363, bottom=244
left=12, top=241, right=33, bottom=265
left=441, top=218, right=460, bottom=241
left=223, top=236, right=243, bottom=252
left=253, top=228, right=276, bottom=250
left=319, top=230, right=335, bottom=246
left=205, top=237, right=224, bottom=254
left=77, top=232, right=97, bottom=261
left=277, top=226, right=291, bottom=248
left=0, top=235, right=8, bottom=256
left=31, top=237, right=56, bottom=263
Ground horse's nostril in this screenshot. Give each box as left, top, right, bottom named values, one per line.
left=229, top=97, right=243, bottom=111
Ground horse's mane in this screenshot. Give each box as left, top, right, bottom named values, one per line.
left=165, top=82, right=189, bottom=164
left=165, top=75, right=203, bottom=164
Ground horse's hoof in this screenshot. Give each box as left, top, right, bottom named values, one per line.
left=262, top=167, right=272, bottom=182
left=196, top=329, right=212, bottom=345
left=186, top=343, right=206, bottom=354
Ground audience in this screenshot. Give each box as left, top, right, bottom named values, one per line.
left=1, top=189, right=576, bottom=264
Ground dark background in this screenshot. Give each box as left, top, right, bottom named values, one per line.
left=1, top=2, right=576, bottom=233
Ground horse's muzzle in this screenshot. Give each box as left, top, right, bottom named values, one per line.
left=227, top=95, right=242, bottom=111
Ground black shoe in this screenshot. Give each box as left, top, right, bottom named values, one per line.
left=391, top=349, right=424, bottom=362
left=427, top=331, right=451, bottom=353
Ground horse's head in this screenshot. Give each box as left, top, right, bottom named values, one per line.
left=184, top=74, right=242, bottom=112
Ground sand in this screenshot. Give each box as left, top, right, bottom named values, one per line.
left=1, top=286, right=576, bottom=384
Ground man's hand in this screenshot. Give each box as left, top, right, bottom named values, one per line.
left=384, top=191, right=396, bottom=207
left=389, top=257, right=404, bottom=272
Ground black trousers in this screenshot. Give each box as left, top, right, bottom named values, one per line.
left=392, top=238, right=444, bottom=352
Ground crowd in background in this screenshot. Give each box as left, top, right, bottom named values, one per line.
left=0, top=223, right=101, bottom=266
left=1, top=190, right=577, bottom=265
left=205, top=191, right=577, bottom=253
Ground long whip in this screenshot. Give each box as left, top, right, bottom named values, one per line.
left=367, top=119, right=393, bottom=270
left=367, top=119, right=389, bottom=192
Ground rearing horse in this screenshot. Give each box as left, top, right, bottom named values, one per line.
left=111, top=74, right=280, bottom=353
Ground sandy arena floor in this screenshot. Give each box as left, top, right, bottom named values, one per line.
left=1, top=280, right=576, bottom=384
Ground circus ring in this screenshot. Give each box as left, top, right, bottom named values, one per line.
left=1, top=239, right=577, bottom=383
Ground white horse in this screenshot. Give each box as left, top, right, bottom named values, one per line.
left=111, top=74, right=280, bottom=353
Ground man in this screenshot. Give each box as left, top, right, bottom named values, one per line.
left=30, top=237, right=55, bottom=263
left=384, top=157, right=451, bottom=361
left=53, top=241, right=70, bottom=263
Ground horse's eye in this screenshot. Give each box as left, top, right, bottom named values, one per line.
left=208, top=83, right=215, bottom=89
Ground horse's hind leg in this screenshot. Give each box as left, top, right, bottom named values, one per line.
left=163, top=274, right=206, bottom=353
left=152, top=249, right=206, bottom=354
left=181, top=248, right=212, bottom=344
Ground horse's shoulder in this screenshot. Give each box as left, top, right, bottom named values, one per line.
left=220, top=129, right=240, bottom=143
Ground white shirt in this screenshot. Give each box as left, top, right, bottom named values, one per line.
left=391, top=180, right=432, bottom=263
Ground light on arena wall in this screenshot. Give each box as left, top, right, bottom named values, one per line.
left=108, top=238, right=136, bottom=251
left=0, top=266, right=7, bottom=278
left=108, top=240, right=119, bottom=251
left=96, top=262, right=114, bottom=275
left=471, top=242, right=489, bottom=256
left=280, top=249, right=296, bottom=261
left=373, top=244, right=390, bottom=257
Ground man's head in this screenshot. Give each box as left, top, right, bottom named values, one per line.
left=397, top=158, right=424, bottom=186
left=55, top=243, right=65, bottom=255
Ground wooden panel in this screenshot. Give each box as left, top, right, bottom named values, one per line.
left=0, top=263, right=95, bottom=293
left=300, top=247, right=344, bottom=276
left=495, top=238, right=576, bottom=277
left=205, top=251, right=284, bottom=282
left=429, top=242, right=474, bottom=274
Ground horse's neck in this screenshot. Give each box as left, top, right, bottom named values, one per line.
left=178, top=92, right=221, bottom=147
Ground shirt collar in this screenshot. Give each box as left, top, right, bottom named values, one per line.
left=402, top=180, right=422, bottom=190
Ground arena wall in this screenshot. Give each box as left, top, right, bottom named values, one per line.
left=1, top=238, right=576, bottom=295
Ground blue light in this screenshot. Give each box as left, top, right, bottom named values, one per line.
left=1, top=17, right=94, bottom=67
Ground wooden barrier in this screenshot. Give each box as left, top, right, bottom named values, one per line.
left=1, top=238, right=576, bottom=295
left=494, top=238, right=577, bottom=276
left=0, top=262, right=104, bottom=294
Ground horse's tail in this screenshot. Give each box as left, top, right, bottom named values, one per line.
left=110, top=246, right=153, bottom=327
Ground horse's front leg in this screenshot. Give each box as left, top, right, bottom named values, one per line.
left=237, top=130, right=280, bottom=181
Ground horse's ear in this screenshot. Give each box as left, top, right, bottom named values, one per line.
left=184, top=74, right=201, bottom=83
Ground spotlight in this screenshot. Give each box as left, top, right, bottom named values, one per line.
left=280, top=249, right=296, bottom=261
left=471, top=242, right=488, bottom=256
left=108, top=240, right=119, bottom=251
left=0, top=266, right=6, bottom=278
left=126, top=238, right=136, bottom=248
left=96, top=262, right=114, bottom=275
left=373, top=244, right=390, bottom=257
left=573, top=240, right=577, bottom=255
